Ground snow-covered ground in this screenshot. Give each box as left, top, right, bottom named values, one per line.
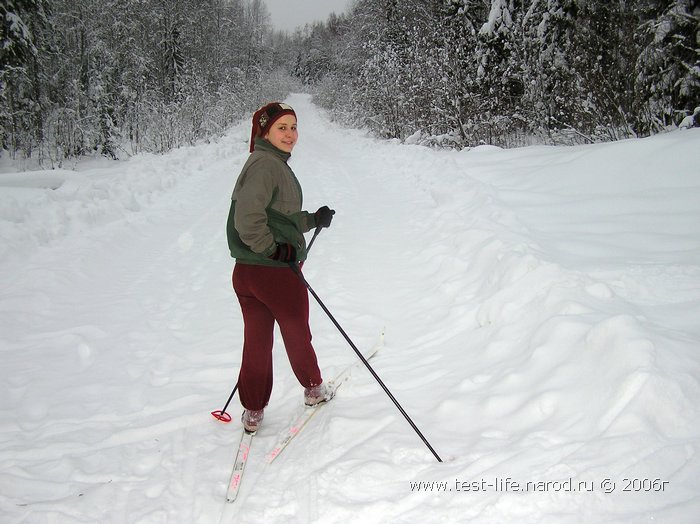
left=1, top=94, right=699, bottom=523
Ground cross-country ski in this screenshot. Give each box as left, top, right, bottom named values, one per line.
left=265, top=333, right=384, bottom=464
left=225, top=430, right=255, bottom=503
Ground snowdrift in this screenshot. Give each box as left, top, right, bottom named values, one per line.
left=1, top=94, right=699, bottom=523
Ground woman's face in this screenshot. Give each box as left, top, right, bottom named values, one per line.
left=264, top=114, right=298, bottom=153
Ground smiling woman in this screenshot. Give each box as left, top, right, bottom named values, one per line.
left=248, top=102, right=296, bottom=153
left=226, top=101, right=336, bottom=433
left=263, top=114, right=298, bottom=153
left=263, top=108, right=299, bottom=153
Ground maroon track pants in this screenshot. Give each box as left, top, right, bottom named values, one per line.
left=232, top=263, right=323, bottom=410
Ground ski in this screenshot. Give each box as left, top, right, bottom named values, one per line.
left=265, top=331, right=384, bottom=464
left=223, top=330, right=384, bottom=502
left=225, top=429, right=255, bottom=503
left=264, top=387, right=335, bottom=464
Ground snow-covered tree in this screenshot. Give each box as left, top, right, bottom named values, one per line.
left=520, top=0, right=584, bottom=139
left=635, top=0, right=700, bottom=133
left=1, top=0, right=298, bottom=163
left=1, top=0, right=52, bottom=157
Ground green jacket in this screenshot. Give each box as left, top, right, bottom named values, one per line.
left=226, top=138, right=316, bottom=266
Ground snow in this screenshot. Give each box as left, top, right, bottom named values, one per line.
left=1, top=93, right=700, bottom=523
left=479, top=0, right=513, bottom=35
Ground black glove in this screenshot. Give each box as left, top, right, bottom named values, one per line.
left=269, top=242, right=297, bottom=262
left=314, top=206, right=335, bottom=229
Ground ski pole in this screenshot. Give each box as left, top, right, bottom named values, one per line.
left=212, top=228, right=323, bottom=423
left=289, top=262, right=443, bottom=463
left=306, top=226, right=322, bottom=252
left=211, top=384, right=237, bottom=422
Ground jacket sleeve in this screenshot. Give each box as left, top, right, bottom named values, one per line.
left=297, top=211, right=316, bottom=233
left=233, top=157, right=278, bottom=256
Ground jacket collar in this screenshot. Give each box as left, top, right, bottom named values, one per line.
left=253, top=137, right=291, bottom=162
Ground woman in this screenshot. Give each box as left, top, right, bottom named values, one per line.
left=226, top=102, right=335, bottom=433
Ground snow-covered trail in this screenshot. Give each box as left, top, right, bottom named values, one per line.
left=1, top=126, right=244, bottom=522
left=1, top=94, right=700, bottom=523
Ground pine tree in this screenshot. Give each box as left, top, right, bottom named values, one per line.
left=520, top=0, right=584, bottom=140
left=1, top=0, right=52, bottom=157
left=635, top=0, right=700, bottom=134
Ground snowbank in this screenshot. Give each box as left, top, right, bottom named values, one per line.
left=1, top=95, right=699, bottom=523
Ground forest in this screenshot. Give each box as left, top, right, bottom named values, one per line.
left=2, top=0, right=699, bottom=165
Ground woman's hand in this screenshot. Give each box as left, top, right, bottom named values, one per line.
left=314, top=206, right=335, bottom=229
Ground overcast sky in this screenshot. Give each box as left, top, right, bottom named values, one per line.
left=264, top=0, right=353, bottom=32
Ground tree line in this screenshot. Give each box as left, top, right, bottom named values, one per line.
left=2, top=0, right=698, bottom=165
left=1, top=0, right=298, bottom=165
left=296, top=0, right=699, bottom=147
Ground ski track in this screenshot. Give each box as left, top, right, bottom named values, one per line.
left=1, top=94, right=700, bottom=523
